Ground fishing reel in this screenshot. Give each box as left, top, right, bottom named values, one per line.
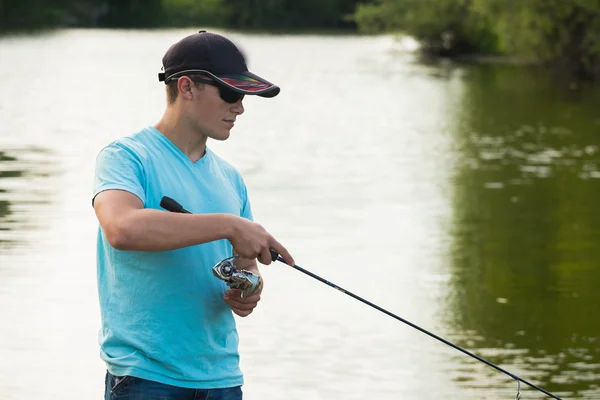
left=212, top=255, right=262, bottom=298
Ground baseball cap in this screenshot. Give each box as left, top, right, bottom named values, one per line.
left=158, top=30, right=280, bottom=98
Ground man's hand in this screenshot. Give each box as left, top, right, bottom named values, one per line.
left=223, top=258, right=263, bottom=317
left=223, top=284, right=262, bottom=317
left=228, top=217, right=294, bottom=266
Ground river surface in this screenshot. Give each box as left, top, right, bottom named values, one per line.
left=0, top=29, right=599, bottom=399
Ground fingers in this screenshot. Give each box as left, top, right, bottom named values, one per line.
left=225, top=289, right=261, bottom=305
left=232, top=308, right=253, bottom=317
left=227, top=303, right=257, bottom=317
left=270, top=239, right=295, bottom=266
left=258, top=247, right=273, bottom=266
left=231, top=219, right=294, bottom=266
left=224, top=289, right=261, bottom=317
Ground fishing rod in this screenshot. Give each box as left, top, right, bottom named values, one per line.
left=160, top=196, right=563, bottom=400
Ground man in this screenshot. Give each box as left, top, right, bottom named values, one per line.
left=93, top=30, right=295, bottom=400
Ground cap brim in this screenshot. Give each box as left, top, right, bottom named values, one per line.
left=207, top=71, right=280, bottom=98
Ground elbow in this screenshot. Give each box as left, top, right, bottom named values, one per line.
left=104, top=222, right=135, bottom=251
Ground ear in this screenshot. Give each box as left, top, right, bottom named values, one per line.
left=177, top=77, right=194, bottom=100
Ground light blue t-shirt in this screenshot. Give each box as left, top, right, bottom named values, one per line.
left=93, top=126, right=253, bottom=389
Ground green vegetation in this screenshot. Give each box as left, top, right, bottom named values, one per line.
left=355, top=0, right=498, bottom=55
left=162, top=0, right=231, bottom=28
left=355, top=0, right=600, bottom=79
left=1, top=0, right=599, bottom=78
left=0, top=0, right=360, bottom=31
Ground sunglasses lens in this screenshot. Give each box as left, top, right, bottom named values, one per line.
left=219, top=87, right=244, bottom=104
left=190, top=76, right=244, bottom=103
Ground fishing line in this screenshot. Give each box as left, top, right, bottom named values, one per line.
left=160, top=196, right=563, bottom=400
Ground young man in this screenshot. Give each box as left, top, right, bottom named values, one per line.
left=93, top=30, right=295, bottom=400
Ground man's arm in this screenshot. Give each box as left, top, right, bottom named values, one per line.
left=93, top=189, right=295, bottom=265
left=94, top=189, right=236, bottom=252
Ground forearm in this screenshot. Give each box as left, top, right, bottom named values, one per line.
left=106, top=208, right=236, bottom=252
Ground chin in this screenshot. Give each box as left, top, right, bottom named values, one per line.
left=211, top=131, right=231, bottom=141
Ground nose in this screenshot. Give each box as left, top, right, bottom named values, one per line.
left=231, top=98, right=244, bottom=115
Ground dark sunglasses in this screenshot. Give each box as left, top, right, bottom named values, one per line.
left=189, top=76, right=245, bottom=104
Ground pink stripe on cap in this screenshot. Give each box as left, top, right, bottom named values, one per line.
left=221, top=76, right=271, bottom=92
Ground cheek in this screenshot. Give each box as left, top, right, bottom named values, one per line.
left=192, top=96, right=229, bottom=127
left=205, top=98, right=229, bottom=118
left=195, top=100, right=220, bottom=121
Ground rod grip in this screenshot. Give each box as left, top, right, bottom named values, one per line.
left=270, top=249, right=279, bottom=262
left=160, top=196, right=190, bottom=214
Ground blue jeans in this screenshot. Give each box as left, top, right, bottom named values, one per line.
left=105, top=371, right=243, bottom=400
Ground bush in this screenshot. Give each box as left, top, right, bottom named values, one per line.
left=355, top=0, right=499, bottom=56
left=162, top=0, right=231, bottom=27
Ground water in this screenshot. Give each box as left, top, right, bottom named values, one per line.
left=0, top=29, right=599, bottom=399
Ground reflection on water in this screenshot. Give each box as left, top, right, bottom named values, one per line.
left=0, top=30, right=599, bottom=399
left=0, top=148, right=59, bottom=250
left=0, top=152, right=19, bottom=239
left=447, top=65, right=600, bottom=399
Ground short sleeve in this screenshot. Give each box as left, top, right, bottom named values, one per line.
left=239, top=177, right=254, bottom=222
left=92, top=143, right=146, bottom=207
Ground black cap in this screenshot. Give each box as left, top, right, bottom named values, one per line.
left=158, top=30, right=280, bottom=98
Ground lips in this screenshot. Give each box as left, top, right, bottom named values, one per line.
left=223, top=119, right=235, bottom=127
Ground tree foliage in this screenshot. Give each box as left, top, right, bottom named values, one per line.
left=354, top=0, right=600, bottom=79
left=488, top=0, right=600, bottom=78
left=101, top=0, right=165, bottom=28
left=0, top=0, right=363, bottom=31
left=2, top=0, right=598, bottom=79
left=225, top=0, right=359, bottom=30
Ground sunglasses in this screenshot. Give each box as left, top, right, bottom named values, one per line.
left=189, top=76, right=245, bottom=104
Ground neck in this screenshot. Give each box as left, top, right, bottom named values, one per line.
left=154, top=107, right=208, bottom=163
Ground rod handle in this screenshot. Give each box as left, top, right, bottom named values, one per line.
left=160, top=196, right=191, bottom=214
left=162, top=196, right=282, bottom=264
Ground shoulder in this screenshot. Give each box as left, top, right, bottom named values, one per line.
left=96, top=127, right=155, bottom=164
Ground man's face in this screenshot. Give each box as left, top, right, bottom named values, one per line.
left=187, top=82, right=245, bottom=141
